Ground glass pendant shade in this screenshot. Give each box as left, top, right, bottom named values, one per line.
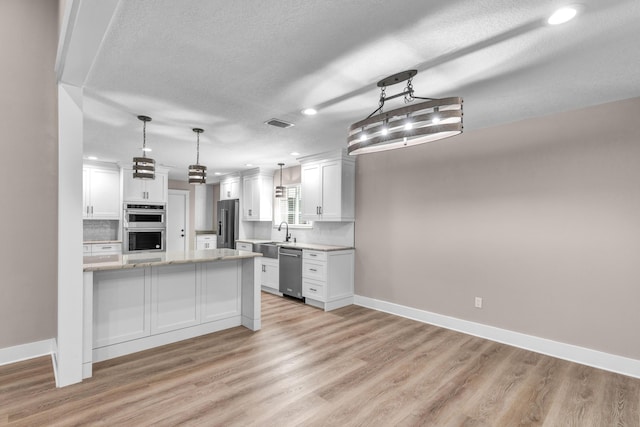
left=189, top=128, right=206, bottom=184
left=275, top=162, right=286, bottom=198
left=133, top=115, right=155, bottom=179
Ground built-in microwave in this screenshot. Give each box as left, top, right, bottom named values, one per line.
left=124, top=203, right=165, bottom=228
left=124, top=228, right=165, bottom=253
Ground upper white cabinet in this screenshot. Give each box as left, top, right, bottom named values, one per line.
left=220, top=174, right=240, bottom=200
left=242, top=169, right=273, bottom=221
left=121, top=165, right=168, bottom=204
left=83, top=163, right=121, bottom=219
left=299, top=150, right=355, bottom=222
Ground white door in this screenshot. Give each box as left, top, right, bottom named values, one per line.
left=167, top=190, right=189, bottom=252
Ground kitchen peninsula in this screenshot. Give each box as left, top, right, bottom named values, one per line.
left=82, top=249, right=262, bottom=378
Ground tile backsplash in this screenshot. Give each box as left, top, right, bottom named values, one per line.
left=83, top=220, right=119, bottom=241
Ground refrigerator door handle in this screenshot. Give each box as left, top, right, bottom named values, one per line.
left=221, top=209, right=228, bottom=245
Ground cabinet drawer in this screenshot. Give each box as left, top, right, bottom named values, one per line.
left=236, top=242, right=252, bottom=251
left=303, top=260, right=326, bottom=281
left=92, top=244, right=122, bottom=255
left=303, top=250, right=327, bottom=261
left=303, top=279, right=326, bottom=301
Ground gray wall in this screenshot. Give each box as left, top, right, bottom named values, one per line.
left=355, top=96, right=640, bottom=360
left=0, top=0, right=59, bottom=348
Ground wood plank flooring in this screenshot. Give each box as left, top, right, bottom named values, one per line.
left=2, top=292, right=639, bottom=426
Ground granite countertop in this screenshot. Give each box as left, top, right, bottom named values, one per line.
left=236, top=238, right=354, bottom=252
left=84, top=249, right=261, bottom=272
left=83, top=240, right=122, bottom=244
left=278, top=242, right=354, bottom=251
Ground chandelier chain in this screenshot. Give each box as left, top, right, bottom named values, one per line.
left=404, top=77, right=415, bottom=103
left=196, top=131, right=200, bottom=164
left=142, top=120, right=147, bottom=156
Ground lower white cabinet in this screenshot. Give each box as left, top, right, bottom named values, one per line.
left=93, top=261, right=241, bottom=349
left=84, top=242, right=122, bottom=256
left=196, top=234, right=217, bottom=250
left=151, top=264, right=201, bottom=334
left=236, top=241, right=253, bottom=251
left=93, top=268, right=151, bottom=348
left=302, top=249, right=354, bottom=311
left=260, top=258, right=279, bottom=294
left=201, top=261, right=240, bottom=322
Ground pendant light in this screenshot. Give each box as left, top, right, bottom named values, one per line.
left=133, top=115, right=155, bottom=179
left=189, top=128, right=207, bottom=184
left=275, top=163, right=286, bottom=198
left=347, top=70, right=463, bottom=155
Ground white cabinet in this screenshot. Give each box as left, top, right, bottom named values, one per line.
left=150, top=264, right=200, bottom=334
left=299, top=150, right=355, bottom=222
left=260, top=258, right=279, bottom=294
left=121, top=165, right=168, bottom=203
left=201, top=260, right=240, bottom=323
left=195, top=184, right=214, bottom=230
left=196, top=234, right=217, bottom=250
left=93, top=268, right=151, bottom=348
left=84, top=242, right=122, bottom=256
left=220, top=174, right=240, bottom=200
left=236, top=241, right=253, bottom=251
left=242, top=169, right=273, bottom=221
left=83, top=164, right=120, bottom=219
left=302, top=249, right=354, bottom=311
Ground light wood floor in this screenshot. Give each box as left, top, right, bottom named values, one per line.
left=2, top=292, right=639, bottom=426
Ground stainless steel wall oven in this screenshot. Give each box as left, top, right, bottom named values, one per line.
left=123, top=204, right=166, bottom=253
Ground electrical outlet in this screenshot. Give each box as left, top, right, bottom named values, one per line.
left=475, top=297, right=483, bottom=308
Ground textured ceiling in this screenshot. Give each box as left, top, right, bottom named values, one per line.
left=74, top=0, right=640, bottom=180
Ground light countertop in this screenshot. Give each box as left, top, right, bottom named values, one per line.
left=84, top=249, right=262, bottom=272
left=236, top=238, right=354, bottom=252
left=83, top=240, right=122, bottom=244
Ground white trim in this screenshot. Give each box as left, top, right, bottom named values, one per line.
left=354, top=295, right=640, bottom=379
left=92, top=316, right=242, bottom=363
left=0, top=339, right=56, bottom=366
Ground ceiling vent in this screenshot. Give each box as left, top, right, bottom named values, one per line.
left=265, top=118, right=294, bottom=129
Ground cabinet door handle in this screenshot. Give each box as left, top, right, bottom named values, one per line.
left=86, top=206, right=89, bottom=215
left=319, top=206, right=322, bottom=215
left=262, top=265, right=266, bottom=272
left=91, top=206, right=94, bottom=214
left=310, top=288, right=317, bottom=292
left=309, top=268, right=317, bottom=272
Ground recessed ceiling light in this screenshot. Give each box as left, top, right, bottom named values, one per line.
left=301, top=108, right=317, bottom=116
left=87, top=156, right=98, bottom=160
left=548, top=6, right=578, bottom=25
left=245, top=163, right=253, bottom=167
left=290, top=152, right=300, bottom=156
left=214, top=172, right=222, bottom=176
left=140, top=147, right=152, bottom=152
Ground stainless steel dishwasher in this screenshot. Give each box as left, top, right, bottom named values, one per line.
left=279, top=247, right=303, bottom=299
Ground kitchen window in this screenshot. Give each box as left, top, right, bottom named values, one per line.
left=274, top=184, right=311, bottom=227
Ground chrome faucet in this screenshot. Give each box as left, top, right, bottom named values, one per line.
left=278, top=221, right=291, bottom=242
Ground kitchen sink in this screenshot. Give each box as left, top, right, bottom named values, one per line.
left=252, top=242, right=279, bottom=259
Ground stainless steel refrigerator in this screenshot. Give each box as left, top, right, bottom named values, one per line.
left=217, top=199, right=239, bottom=249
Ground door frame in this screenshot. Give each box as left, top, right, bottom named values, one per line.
left=168, top=189, right=190, bottom=252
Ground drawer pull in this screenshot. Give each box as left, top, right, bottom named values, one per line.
left=310, top=253, right=317, bottom=257
left=102, top=246, right=111, bottom=250
left=309, top=268, right=317, bottom=272
left=310, top=288, right=317, bottom=292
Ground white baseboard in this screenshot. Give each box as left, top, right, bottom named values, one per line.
left=0, top=338, right=56, bottom=366
left=354, top=295, right=640, bottom=379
